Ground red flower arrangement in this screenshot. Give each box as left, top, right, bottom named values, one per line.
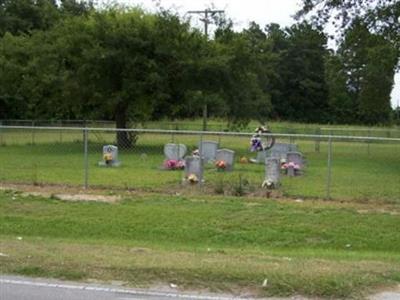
left=215, top=160, right=227, bottom=170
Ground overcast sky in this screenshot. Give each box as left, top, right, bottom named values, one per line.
left=112, top=0, right=399, bottom=108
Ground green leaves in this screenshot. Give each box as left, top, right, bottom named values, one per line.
left=0, top=2, right=397, bottom=127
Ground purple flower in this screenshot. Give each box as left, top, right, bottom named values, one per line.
left=250, top=137, right=263, bottom=152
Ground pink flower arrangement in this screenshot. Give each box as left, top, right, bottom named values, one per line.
left=281, top=162, right=301, bottom=170
left=164, top=159, right=185, bottom=170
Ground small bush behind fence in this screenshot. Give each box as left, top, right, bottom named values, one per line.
left=0, top=126, right=399, bottom=202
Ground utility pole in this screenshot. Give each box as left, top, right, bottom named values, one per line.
left=187, top=9, right=224, bottom=131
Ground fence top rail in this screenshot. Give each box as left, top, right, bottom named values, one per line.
left=321, top=127, right=400, bottom=132
left=0, top=119, right=115, bottom=123
left=1, top=125, right=400, bottom=142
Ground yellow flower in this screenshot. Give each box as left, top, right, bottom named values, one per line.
left=187, top=174, right=199, bottom=184
left=103, top=153, right=113, bottom=162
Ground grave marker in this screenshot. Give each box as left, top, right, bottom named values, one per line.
left=265, top=157, right=280, bottom=186
left=184, top=156, right=202, bottom=184
left=99, top=145, right=121, bottom=167
left=164, top=143, right=187, bottom=161
left=216, top=149, right=235, bottom=171
left=199, top=141, right=219, bottom=163
left=286, top=152, right=304, bottom=168
left=266, top=143, right=298, bottom=161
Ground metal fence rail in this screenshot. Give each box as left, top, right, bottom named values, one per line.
left=0, top=125, right=399, bottom=201
left=2, top=119, right=400, bottom=137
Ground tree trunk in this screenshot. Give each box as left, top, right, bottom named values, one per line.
left=115, top=102, right=132, bottom=149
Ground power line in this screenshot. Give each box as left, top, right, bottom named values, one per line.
left=187, top=9, right=225, bottom=39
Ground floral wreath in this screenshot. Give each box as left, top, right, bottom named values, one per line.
left=250, top=126, right=275, bottom=152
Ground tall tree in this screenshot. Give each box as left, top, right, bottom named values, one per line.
left=50, top=9, right=212, bottom=146
left=297, top=0, right=400, bottom=67
left=325, top=51, right=354, bottom=123
left=338, top=21, right=397, bottom=124
left=214, top=22, right=273, bottom=127
left=264, top=23, right=289, bottom=119
left=0, top=0, right=60, bottom=36
left=297, top=1, right=400, bottom=42
left=269, top=22, right=329, bottom=122
left=358, top=38, right=397, bottom=124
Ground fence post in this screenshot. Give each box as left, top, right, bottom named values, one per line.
left=367, top=129, right=371, bottom=156
left=199, top=132, right=204, bottom=187
left=83, top=128, right=89, bottom=189
left=171, top=124, right=175, bottom=143
left=315, top=128, right=320, bottom=152
left=31, top=120, right=35, bottom=145
left=0, top=120, right=3, bottom=145
left=59, top=120, right=63, bottom=143
left=289, top=128, right=294, bottom=145
left=82, top=119, right=87, bottom=142
left=218, top=124, right=222, bottom=145
left=326, top=136, right=333, bottom=200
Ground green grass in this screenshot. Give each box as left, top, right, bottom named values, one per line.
left=1, top=191, right=400, bottom=298
left=0, top=128, right=399, bottom=201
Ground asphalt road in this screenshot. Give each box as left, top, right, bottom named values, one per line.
left=0, top=275, right=257, bottom=300
left=0, top=275, right=399, bottom=300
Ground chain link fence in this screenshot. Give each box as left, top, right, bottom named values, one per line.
left=0, top=125, right=399, bottom=202
left=2, top=119, right=400, bottom=138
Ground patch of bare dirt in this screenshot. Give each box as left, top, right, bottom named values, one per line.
left=0, top=183, right=121, bottom=203
left=1, top=182, right=399, bottom=213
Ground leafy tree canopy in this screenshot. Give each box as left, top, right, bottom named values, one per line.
left=297, top=0, right=400, bottom=51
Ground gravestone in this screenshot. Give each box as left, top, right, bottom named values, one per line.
left=265, top=157, right=280, bottom=186
left=164, top=143, right=187, bottom=161
left=267, top=143, right=298, bottom=161
left=99, top=145, right=121, bottom=167
left=184, top=156, right=202, bottom=183
left=286, top=152, right=304, bottom=168
left=250, top=150, right=267, bottom=164
left=199, top=141, right=219, bottom=163
left=216, top=149, right=235, bottom=171
left=287, top=165, right=295, bottom=177
left=251, top=143, right=298, bottom=164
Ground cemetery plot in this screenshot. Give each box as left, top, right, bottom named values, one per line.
left=0, top=128, right=399, bottom=201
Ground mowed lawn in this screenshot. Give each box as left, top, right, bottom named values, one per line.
left=0, top=190, right=400, bottom=298
left=0, top=129, right=399, bottom=201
